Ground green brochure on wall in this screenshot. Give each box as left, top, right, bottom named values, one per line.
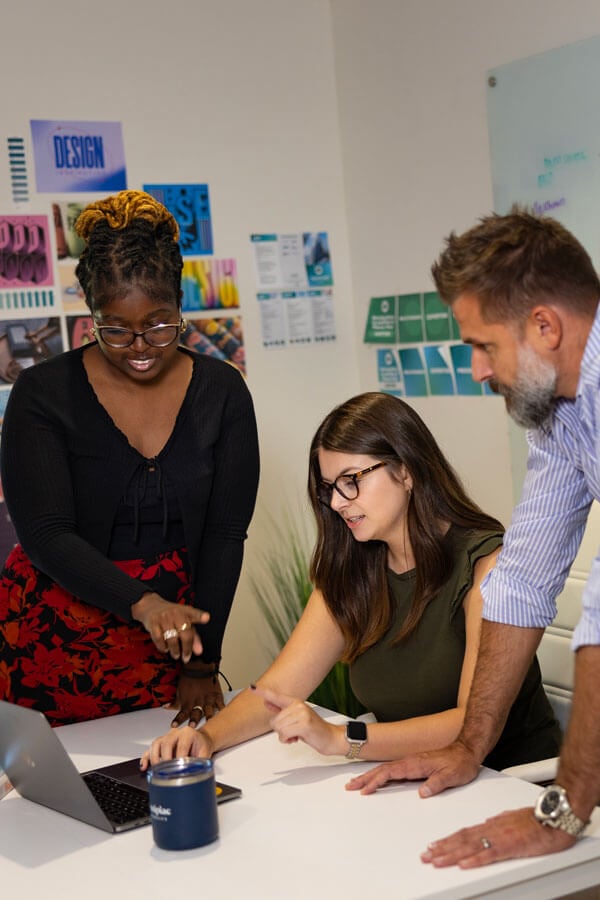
left=364, top=295, right=398, bottom=343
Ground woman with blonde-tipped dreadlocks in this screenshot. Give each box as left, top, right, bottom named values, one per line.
left=0, top=190, right=259, bottom=727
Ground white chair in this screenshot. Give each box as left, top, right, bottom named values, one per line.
left=501, top=501, right=600, bottom=784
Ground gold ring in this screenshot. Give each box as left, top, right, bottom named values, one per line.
left=162, top=628, right=178, bottom=641
left=179, top=622, right=189, bottom=632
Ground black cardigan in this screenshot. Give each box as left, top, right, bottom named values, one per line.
left=0, top=345, right=260, bottom=663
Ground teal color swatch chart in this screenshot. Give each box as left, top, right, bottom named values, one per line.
left=365, top=292, right=493, bottom=397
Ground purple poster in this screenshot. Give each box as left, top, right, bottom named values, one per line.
left=30, top=120, right=127, bottom=193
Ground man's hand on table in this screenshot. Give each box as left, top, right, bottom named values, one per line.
left=345, top=740, right=481, bottom=796
left=421, top=807, right=575, bottom=868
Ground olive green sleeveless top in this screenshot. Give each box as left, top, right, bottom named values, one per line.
left=349, top=526, right=561, bottom=769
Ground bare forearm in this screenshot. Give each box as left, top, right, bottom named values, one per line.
left=458, top=621, right=543, bottom=761
left=556, top=645, right=600, bottom=822
left=346, top=708, right=465, bottom=761
left=200, top=685, right=274, bottom=753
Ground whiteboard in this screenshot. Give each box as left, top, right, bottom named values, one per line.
left=487, top=34, right=600, bottom=266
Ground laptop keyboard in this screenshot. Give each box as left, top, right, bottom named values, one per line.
left=83, top=772, right=150, bottom=825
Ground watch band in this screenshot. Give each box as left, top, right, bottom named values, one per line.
left=547, top=809, right=588, bottom=837
left=345, top=741, right=364, bottom=760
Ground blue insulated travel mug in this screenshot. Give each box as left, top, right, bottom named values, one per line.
left=147, top=757, right=219, bottom=850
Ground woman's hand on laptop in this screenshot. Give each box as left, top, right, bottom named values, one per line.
left=140, top=726, right=214, bottom=770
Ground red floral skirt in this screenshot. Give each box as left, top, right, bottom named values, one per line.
left=0, top=544, right=193, bottom=726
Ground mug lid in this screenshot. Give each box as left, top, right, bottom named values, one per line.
left=147, top=756, right=214, bottom=786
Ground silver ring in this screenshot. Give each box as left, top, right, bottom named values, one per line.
left=179, top=622, right=190, bottom=632
left=192, top=705, right=205, bottom=716
left=480, top=837, right=492, bottom=850
left=162, top=628, right=178, bottom=641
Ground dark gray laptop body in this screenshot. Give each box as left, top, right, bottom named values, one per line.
left=0, top=700, right=240, bottom=833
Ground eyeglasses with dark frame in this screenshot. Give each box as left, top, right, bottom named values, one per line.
left=317, top=461, right=387, bottom=506
left=91, top=320, right=184, bottom=349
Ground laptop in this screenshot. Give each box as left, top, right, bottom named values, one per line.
left=0, top=700, right=241, bottom=834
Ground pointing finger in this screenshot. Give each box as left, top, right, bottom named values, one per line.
left=250, top=683, right=294, bottom=713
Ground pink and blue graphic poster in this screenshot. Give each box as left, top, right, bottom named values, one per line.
left=30, top=120, right=127, bottom=193
left=0, top=215, right=53, bottom=288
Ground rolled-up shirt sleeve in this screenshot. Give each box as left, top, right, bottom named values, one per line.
left=573, top=555, right=600, bottom=648
left=482, top=417, right=593, bottom=632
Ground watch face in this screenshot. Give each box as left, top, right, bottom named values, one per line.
left=346, top=721, right=367, bottom=742
left=540, top=789, right=561, bottom=817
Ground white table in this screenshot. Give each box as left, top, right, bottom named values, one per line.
left=1, top=705, right=599, bottom=899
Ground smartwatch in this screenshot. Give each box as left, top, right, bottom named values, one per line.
left=534, top=784, right=588, bottom=837
left=345, top=720, right=367, bottom=760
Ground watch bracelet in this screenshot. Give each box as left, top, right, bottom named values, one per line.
left=345, top=742, right=363, bottom=760
left=542, top=809, right=588, bottom=837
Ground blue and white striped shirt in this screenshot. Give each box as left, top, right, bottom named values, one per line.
left=482, top=302, right=600, bottom=651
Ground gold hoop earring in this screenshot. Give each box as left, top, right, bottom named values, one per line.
left=180, top=318, right=187, bottom=333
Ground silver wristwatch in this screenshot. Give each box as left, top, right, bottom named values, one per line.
left=534, top=784, right=588, bottom=837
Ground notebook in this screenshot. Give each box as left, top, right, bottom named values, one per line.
left=0, top=700, right=241, bottom=833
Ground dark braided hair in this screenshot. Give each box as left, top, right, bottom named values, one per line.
left=74, top=190, right=183, bottom=312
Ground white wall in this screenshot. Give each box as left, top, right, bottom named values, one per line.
left=3, top=0, right=600, bottom=687
left=330, top=0, right=600, bottom=516
left=0, top=0, right=360, bottom=686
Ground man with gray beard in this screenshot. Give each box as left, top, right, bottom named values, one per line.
left=346, top=208, right=600, bottom=868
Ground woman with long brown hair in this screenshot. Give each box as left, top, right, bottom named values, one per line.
left=144, top=392, right=559, bottom=771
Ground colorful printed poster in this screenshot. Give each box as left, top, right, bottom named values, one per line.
left=0, top=317, right=62, bottom=385
left=303, top=232, right=333, bottom=286
left=67, top=315, right=95, bottom=349
left=144, top=184, right=213, bottom=255
left=0, top=215, right=53, bottom=288
left=58, top=263, right=86, bottom=311
left=181, top=259, right=239, bottom=311
left=251, top=232, right=334, bottom=290
left=52, top=201, right=87, bottom=261
left=181, top=317, right=246, bottom=375
left=30, top=120, right=126, bottom=193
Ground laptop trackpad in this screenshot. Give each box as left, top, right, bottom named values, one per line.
left=90, top=758, right=149, bottom=792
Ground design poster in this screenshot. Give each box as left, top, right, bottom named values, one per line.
left=30, top=120, right=127, bottom=193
